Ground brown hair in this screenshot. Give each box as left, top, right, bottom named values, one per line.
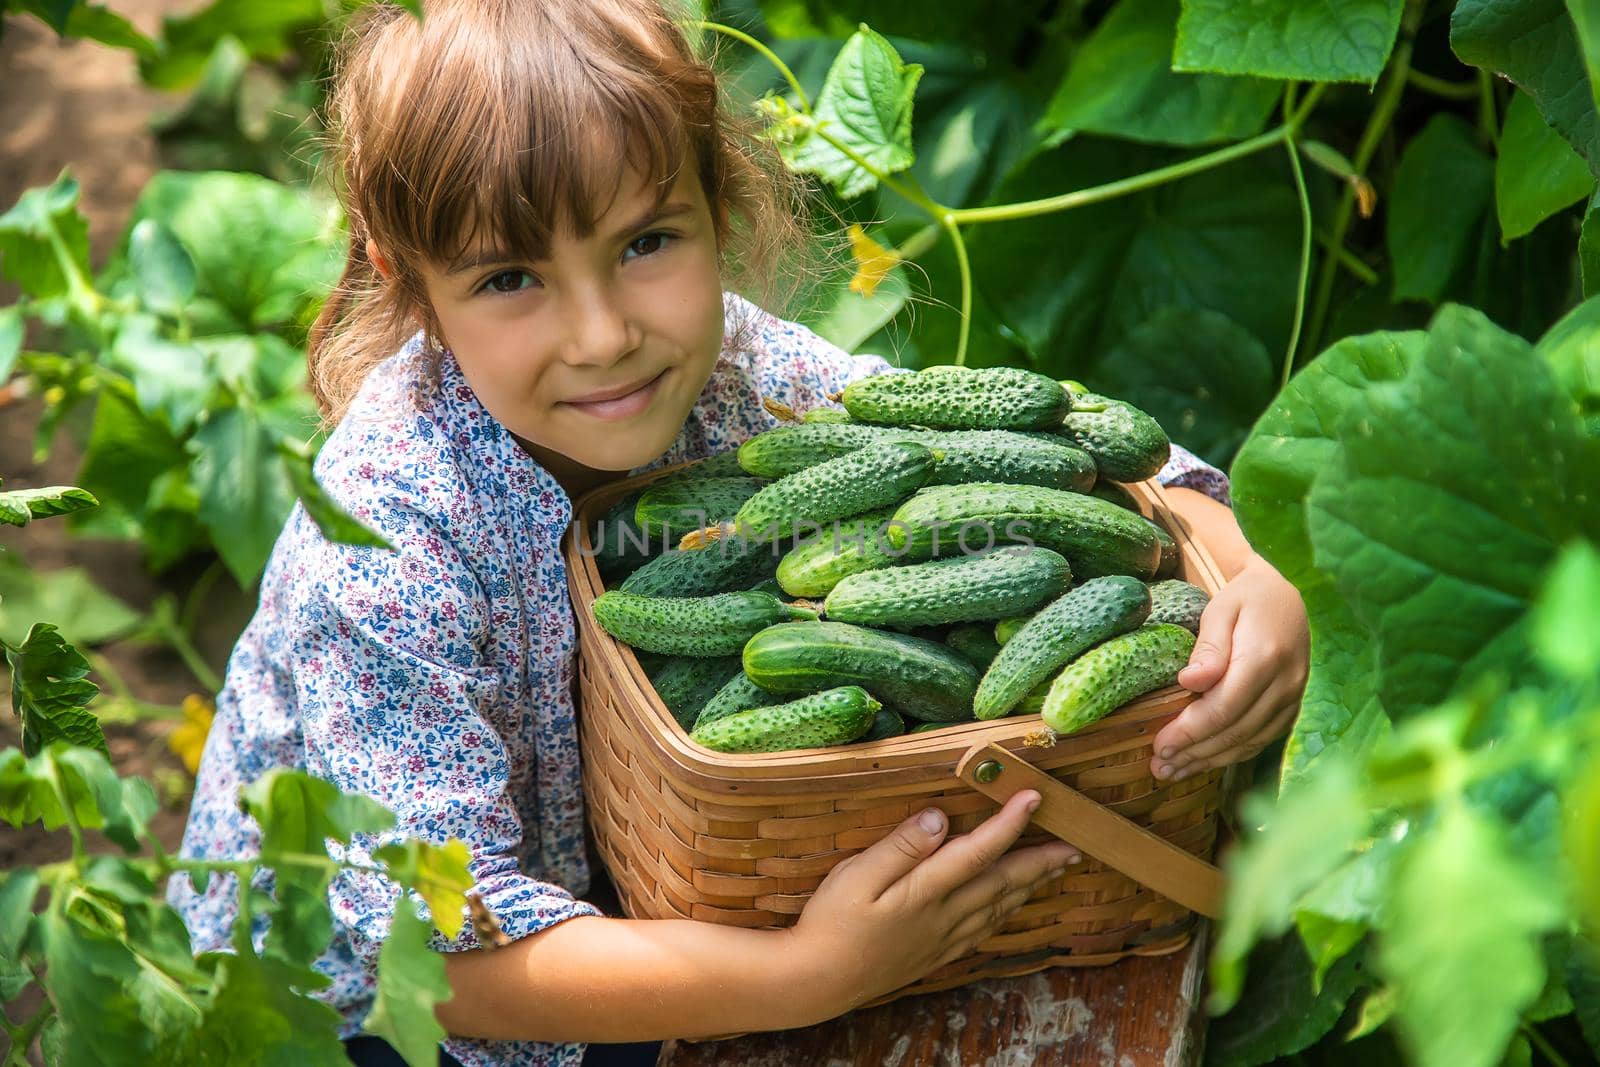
left=307, top=0, right=846, bottom=428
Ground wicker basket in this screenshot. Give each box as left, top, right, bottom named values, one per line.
left=564, top=466, right=1234, bottom=1005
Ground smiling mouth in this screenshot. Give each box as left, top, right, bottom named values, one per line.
left=562, top=369, right=668, bottom=419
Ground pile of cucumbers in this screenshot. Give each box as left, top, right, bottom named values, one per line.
left=588, top=366, right=1211, bottom=754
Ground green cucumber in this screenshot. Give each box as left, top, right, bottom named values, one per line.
left=775, top=507, right=901, bottom=597
left=824, top=545, right=1073, bottom=628
left=593, top=488, right=656, bottom=581
left=861, top=707, right=907, bottom=741
left=618, top=536, right=778, bottom=598
left=1148, top=579, right=1210, bottom=633
left=973, top=576, right=1151, bottom=719
left=695, top=671, right=786, bottom=729
left=728, top=440, right=940, bottom=543
left=648, top=656, right=743, bottom=731
left=1041, top=623, right=1196, bottom=735
left=1059, top=388, right=1171, bottom=483
left=1151, top=520, right=1181, bottom=579
left=887, top=483, right=1162, bottom=580
left=635, top=476, right=766, bottom=541
left=739, top=423, right=1093, bottom=491
left=802, top=407, right=856, bottom=424
left=945, top=623, right=1002, bottom=669
left=742, top=620, right=979, bottom=722
left=689, top=686, right=880, bottom=753
left=592, top=590, right=818, bottom=656
left=841, top=366, right=1070, bottom=430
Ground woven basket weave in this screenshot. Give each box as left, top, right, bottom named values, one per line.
left=564, top=466, right=1233, bottom=1005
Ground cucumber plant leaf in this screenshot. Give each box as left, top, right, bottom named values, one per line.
left=1495, top=91, right=1596, bottom=242
left=1174, top=0, right=1405, bottom=84
left=1037, top=0, right=1279, bottom=148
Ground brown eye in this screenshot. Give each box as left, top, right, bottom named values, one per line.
left=624, top=232, right=675, bottom=262
left=483, top=270, right=533, bottom=294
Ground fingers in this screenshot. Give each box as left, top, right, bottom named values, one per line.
left=839, top=804, right=953, bottom=901
left=1175, top=596, right=1240, bottom=694
left=892, top=790, right=1042, bottom=905
left=942, top=840, right=1080, bottom=921
left=1163, top=701, right=1300, bottom=782
left=1154, top=645, right=1272, bottom=769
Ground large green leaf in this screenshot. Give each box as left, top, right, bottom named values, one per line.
left=0, top=482, right=97, bottom=527
left=1379, top=803, right=1564, bottom=1067
left=137, top=0, right=326, bottom=90
left=1533, top=293, right=1600, bottom=434
left=966, top=137, right=1301, bottom=377
left=1305, top=306, right=1600, bottom=720
left=177, top=950, right=346, bottom=1064
left=1582, top=191, right=1600, bottom=299
left=1571, top=0, right=1600, bottom=114
left=116, top=170, right=343, bottom=337
left=1037, top=0, right=1280, bottom=147
left=1174, top=0, right=1405, bottom=84
left=70, top=381, right=192, bottom=544
left=1230, top=330, right=1420, bottom=783
left=190, top=405, right=299, bottom=587
left=1495, top=90, right=1596, bottom=242
left=1452, top=0, right=1600, bottom=174
left=1090, top=305, right=1277, bottom=467
left=757, top=0, right=1048, bottom=63
left=1387, top=115, right=1494, bottom=304
left=1204, top=935, right=1373, bottom=1067
left=779, top=26, right=924, bottom=200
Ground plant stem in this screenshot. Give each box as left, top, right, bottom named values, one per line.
left=1477, top=68, right=1498, bottom=142
left=4, top=996, right=54, bottom=1066
left=1316, top=231, right=1380, bottom=285
left=1406, top=69, right=1479, bottom=100
left=1522, top=1023, right=1573, bottom=1067
left=693, top=21, right=811, bottom=112
left=1283, top=120, right=1313, bottom=389
left=892, top=223, right=941, bottom=262
left=1304, top=0, right=1424, bottom=355
left=44, top=759, right=87, bottom=869
left=940, top=215, right=975, bottom=365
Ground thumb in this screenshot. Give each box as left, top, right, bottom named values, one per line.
left=1177, top=597, right=1239, bottom=693
left=849, top=806, right=950, bottom=901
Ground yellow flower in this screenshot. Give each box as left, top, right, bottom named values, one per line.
left=846, top=224, right=901, bottom=298
left=168, top=693, right=216, bottom=775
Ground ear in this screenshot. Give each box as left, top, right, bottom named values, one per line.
left=365, top=238, right=393, bottom=282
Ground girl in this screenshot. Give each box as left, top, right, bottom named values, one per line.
left=166, top=1, right=1310, bottom=1065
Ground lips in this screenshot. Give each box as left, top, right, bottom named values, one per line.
left=568, top=371, right=664, bottom=405
left=562, top=369, right=667, bottom=420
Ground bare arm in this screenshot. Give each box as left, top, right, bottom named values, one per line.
left=435, top=916, right=821, bottom=1044
left=1160, top=485, right=1256, bottom=580
left=433, top=791, right=1080, bottom=1045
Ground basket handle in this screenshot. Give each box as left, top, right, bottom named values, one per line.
left=955, top=742, right=1226, bottom=919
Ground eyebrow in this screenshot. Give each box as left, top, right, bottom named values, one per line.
left=448, top=201, right=694, bottom=276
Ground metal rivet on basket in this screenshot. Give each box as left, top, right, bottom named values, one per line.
left=974, top=760, right=1002, bottom=784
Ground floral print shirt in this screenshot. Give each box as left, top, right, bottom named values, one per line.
left=166, top=291, right=1231, bottom=1066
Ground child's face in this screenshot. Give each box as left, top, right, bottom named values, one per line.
left=413, top=159, right=725, bottom=486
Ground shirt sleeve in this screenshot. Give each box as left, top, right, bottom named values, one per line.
left=290, top=498, right=600, bottom=971
left=1154, top=442, right=1232, bottom=507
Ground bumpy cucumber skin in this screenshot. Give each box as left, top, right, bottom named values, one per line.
left=694, top=671, right=785, bottom=729
left=1041, top=623, right=1196, bottom=735
left=775, top=507, right=901, bottom=597
left=733, top=441, right=939, bottom=542
left=592, top=590, right=817, bottom=656
left=1059, top=392, right=1171, bottom=483
left=1148, top=579, right=1211, bottom=634
left=689, top=686, right=880, bottom=753
left=841, top=367, right=1070, bottom=430
left=973, top=576, right=1151, bottom=719
left=636, top=476, right=766, bottom=540
left=945, top=623, right=1002, bottom=669
left=887, top=483, right=1162, bottom=580
left=861, top=707, right=907, bottom=741
left=802, top=407, right=855, bottom=423
left=739, top=423, right=1094, bottom=491
left=649, top=656, right=743, bottom=731
left=619, top=537, right=777, bottom=599
left=742, top=620, right=979, bottom=723
left=824, top=546, right=1073, bottom=628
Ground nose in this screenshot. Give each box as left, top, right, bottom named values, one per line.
left=560, top=283, right=641, bottom=368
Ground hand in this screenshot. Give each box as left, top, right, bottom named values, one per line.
left=785, top=790, right=1082, bottom=1018
left=1151, top=553, right=1309, bottom=783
